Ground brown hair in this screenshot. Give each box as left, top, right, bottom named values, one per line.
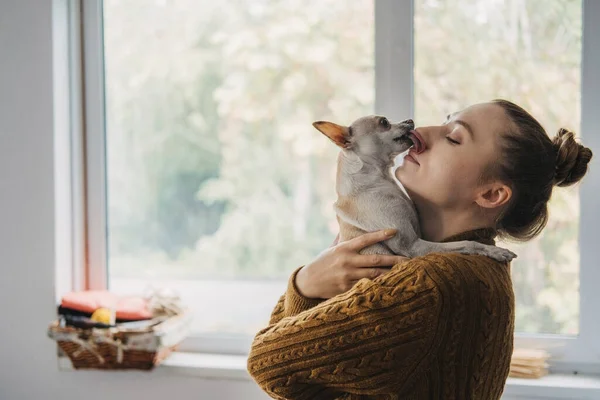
left=489, top=99, right=593, bottom=242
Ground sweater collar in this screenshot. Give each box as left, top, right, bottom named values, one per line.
left=441, top=227, right=497, bottom=246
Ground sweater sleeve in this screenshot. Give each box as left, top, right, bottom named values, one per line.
left=247, top=258, right=444, bottom=400
left=267, top=266, right=327, bottom=325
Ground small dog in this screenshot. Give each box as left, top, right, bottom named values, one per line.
left=313, top=115, right=517, bottom=262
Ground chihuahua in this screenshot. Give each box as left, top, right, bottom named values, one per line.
left=313, top=115, right=517, bottom=262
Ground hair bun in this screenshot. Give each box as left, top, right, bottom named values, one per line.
left=552, top=128, right=593, bottom=187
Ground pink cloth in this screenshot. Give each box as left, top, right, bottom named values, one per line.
left=61, top=290, right=153, bottom=320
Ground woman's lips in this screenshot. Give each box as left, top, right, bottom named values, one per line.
left=405, top=151, right=420, bottom=165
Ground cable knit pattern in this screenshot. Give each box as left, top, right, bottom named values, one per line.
left=247, top=228, right=515, bottom=399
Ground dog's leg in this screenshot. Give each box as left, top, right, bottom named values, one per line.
left=408, top=239, right=517, bottom=263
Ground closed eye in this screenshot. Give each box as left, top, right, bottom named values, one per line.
left=446, top=136, right=460, bottom=145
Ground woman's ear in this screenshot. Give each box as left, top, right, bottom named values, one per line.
left=475, top=181, right=512, bottom=209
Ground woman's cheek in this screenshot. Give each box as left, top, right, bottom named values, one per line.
left=419, top=165, right=456, bottom=206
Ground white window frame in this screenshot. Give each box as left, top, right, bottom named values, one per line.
left=72, top=0, right=600, bottom=372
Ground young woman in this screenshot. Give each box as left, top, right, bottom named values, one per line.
left=247, top=99, right=593, bottom=400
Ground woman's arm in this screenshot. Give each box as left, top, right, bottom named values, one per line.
left=266, top=230, right=403, bottom=324
left=266, top=234, right=342, bottom=326
left=266, top=266, right=326, bottom=325
left=247, top=257, right=444, bottom=400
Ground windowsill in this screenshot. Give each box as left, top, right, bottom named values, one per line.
left=160, top=352, right=250, bottom=381
left=57, top=351, right=251, bottom=381
left=59, top=352, right=600, bottom=397
left=502, top=373, right=600, bottom=399
left=162, top=353, right=600, bottom=398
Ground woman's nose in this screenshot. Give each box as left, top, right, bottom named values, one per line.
left=414, top=125, right=442, bottom=149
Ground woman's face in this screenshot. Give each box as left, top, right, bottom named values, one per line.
left=395, top=102, right=508, bottom=211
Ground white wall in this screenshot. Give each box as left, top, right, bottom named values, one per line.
left=0, top=1, right=268, bottom=399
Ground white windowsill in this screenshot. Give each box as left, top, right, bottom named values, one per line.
left=60, top=352, right=600, bottom=398
left=162, top=353, right=600, bottom=398
left=502, top=374, right=600, bottom=399
left=160, top=352, right=250, bottom=381
left=57, top=351, right=251, bottom=381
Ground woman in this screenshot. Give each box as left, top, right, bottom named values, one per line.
left=246, top=99, right=593, bottom=399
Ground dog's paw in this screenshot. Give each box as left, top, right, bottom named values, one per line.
left=483, top=247, right=517, bottom=263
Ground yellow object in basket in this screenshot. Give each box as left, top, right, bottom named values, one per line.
left=91, top=307, right=113, bottom=325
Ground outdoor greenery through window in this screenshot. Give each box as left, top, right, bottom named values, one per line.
left=104, top=0, right=582, bottom=337
left=104, top=0, right=374, bottom=335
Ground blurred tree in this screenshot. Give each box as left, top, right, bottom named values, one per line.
left=104, top=0, right=226, bottom=258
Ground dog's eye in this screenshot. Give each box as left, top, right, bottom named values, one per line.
left=379, top=118, right=390, bottom=129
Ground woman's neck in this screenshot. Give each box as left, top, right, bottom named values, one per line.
left=415, top=198, right=494, bottom=242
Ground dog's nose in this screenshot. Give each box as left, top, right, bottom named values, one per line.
left=402, top=119, right=415, bottom=129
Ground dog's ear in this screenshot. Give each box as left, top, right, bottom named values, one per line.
left=312, top=121, right=351, bottom=148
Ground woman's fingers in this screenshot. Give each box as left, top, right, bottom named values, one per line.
left=350, top=254, right=407, bottom=268
left=330, top=233, right=340, bottom=247
left=347, top=267, right=394, bottom=283
left=344, top=229, right=397, bottom=252
left=347, top=255, right=408, bottom=282
left=340, top=229, right=408, bottom=282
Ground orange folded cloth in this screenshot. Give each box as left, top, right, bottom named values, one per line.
left=61, top=290, right=153, bottom=321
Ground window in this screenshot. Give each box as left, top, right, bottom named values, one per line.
left=102, top=0, right=375, bottom=343
left=414, top=0, right=583, bottom=336
left=79, top=0, right=600, bottom=369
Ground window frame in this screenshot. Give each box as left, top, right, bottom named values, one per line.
left=75, top=0, right=600, bottom=372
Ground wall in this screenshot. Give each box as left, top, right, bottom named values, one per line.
left=0, top=1, right=268, bottom=399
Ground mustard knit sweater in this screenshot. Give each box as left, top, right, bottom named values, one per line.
left=247, top=228, right=515, bottom=400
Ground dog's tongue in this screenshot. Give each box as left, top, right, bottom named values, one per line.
left=409, top=133, right=423, bottom=153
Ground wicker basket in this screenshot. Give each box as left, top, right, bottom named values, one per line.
left=48, top=312, right=191, bottom=370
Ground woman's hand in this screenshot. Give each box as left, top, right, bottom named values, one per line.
left=295, top=229, right=409, bottom=300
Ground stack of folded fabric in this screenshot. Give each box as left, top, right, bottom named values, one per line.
left=509, top=348, right=551, bottom=379
left=58, top=291, right=155, bottom=329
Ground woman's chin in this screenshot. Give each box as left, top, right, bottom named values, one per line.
left=394, top=163, right=410, bottom=179
left=394, top=166, right=410, bottom=186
